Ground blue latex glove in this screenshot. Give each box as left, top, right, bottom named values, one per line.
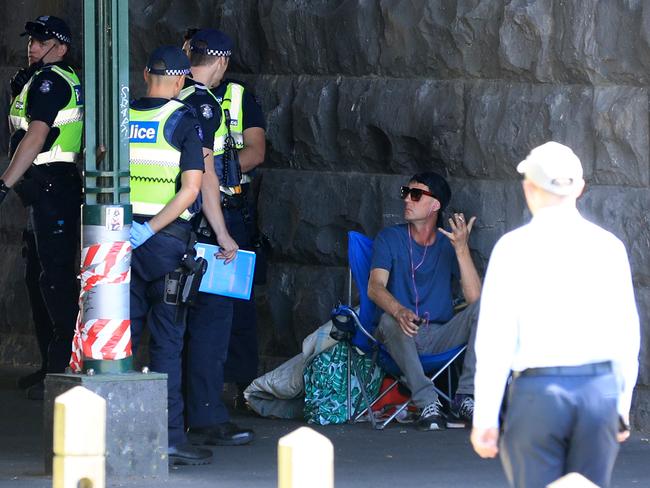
left=129, top=221, right=155, bottom=249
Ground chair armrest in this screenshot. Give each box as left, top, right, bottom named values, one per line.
left=330, top=304, right=378, bottom=345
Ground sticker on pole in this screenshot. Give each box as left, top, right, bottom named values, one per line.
left=105, top=207, right=124, bottom=231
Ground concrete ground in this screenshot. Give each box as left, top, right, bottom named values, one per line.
left=1, top=366, right=649, bottom=488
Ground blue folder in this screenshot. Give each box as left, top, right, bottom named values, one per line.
left=194, top=243, right=256, bottom=300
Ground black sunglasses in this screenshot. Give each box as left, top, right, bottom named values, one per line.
left=400, top=186, right=437, bottom=202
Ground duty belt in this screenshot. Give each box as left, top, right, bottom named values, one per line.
left=512, top=361, right=612, bottom=379
left=133, top=218, right=191, bottom=243
left=159, top=221, right=192, bottom=243
left=221, top=192, right=246, bottom=210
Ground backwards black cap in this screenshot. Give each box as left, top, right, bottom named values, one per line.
left=21, top=15, right=72, bottom=45
left=189, top=29, right=233, bottom=57
left=146, top=46, right=191, bottom=76
left=410, top=172, right=452, bottom=211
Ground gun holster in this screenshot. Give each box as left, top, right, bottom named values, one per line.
left=162, top=232, right=207, bottom=311
left=178, top=252, right=207, bottom=306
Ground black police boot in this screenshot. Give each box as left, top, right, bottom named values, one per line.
left=168, top=443, right=213, bottom=466
left=188, top=422, right=255, bottom=446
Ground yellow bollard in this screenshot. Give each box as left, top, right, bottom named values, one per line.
left=546, top=472, right=599, bottom=488
left=52, top=386, right=106, bottom=488
left=278, top=427, right=334, bottom=488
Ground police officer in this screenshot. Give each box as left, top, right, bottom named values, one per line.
left=180, top=29, right=254, bottom=447
left=128, top=46, right=211, bottom=465
left=206, top=30, right=266, bottom=404
left=182, top=27, right=199, bottom=56
left=2, top=15, right=83, bottom=399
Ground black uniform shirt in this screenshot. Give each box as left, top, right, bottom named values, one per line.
left=26, top=62, right=74, bottom=126
left=211, top=80, right=266, bottom=130
left=130, top=97, right=205, bottom=173
left=182, top=78, right=221, bottom=151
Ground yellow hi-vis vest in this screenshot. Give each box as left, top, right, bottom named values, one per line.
left=178, top=83, right=229, bottom=151
left=178, top=83, right=239, bottom=196
left=9, top=65, right=83, bottom=165
left=129, top=99, right=194, bottom=221
left=212, top=82, right=252, bottom=190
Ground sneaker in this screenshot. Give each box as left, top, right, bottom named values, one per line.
left=447, top=394, right=474, bottom=428
left=416, top=400, right=446, bottom=431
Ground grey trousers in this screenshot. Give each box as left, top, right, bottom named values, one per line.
left=375, top=301, right=479, bottom=408
left=500, top=372, right=620, bottom=488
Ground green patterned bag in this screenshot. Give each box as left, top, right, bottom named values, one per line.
left=304, top=342, right=384, bottom=425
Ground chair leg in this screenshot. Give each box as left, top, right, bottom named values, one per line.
left=346, top=344, right=352, bottom=422
left=378, top=346, right=469, bottom=429
left=426, top=346, right=467, bottom=404
left=377, top=397, right=411, bottom=430
left=353, top=378, right=399, bottom=422
left=447, top=364, right=452, bottom=403
left=348, top=346, right=377, bottom=429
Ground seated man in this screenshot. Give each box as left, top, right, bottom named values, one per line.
left=368, top=172, right=482, bottom=430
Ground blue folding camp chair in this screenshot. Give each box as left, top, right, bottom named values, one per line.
left=331, top=231, right=467, bottom=430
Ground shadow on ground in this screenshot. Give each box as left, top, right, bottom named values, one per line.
left=1, top=366, right=648, bottom=488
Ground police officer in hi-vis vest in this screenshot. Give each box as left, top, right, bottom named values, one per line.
left=128, top=46, right=211, bottom=466
left=206, top=30, right=266, bottom=405
left=2, top=15, right=83, bottom=399
left=180, top=28, right=254, bottom=447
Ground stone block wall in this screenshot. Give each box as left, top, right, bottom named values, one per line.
left=0, top=0, right=648, bottom=430
left=195, top=0, right=650, bottom=431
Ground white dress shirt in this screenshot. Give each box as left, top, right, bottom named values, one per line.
left=473, top=205, right=640, bottom=430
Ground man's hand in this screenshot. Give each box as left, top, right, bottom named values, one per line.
left=439, top=212, right=482, bottom=303
left=438, top=212, right=476, bottom=251
left=617, top=415, right=631, bottom=443
left=215, top=232, right=239, bottom=264
left=471, top=427, right=499, bottom=458
left=394, top=307, right=421, bottom=337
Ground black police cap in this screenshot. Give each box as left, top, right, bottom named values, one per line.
left=189, top=29, right=233, bottom=57
left=146, top=46, right=192, bottom=76
left=21, top=15, right=72, bottom=45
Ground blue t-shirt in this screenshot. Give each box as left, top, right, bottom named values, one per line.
left=371, top=224, right=459, bottom=323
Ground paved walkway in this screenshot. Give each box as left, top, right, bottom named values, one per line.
left=1, top=366, right=649, bottom=487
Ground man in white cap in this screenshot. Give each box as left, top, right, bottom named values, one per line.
left=471, top=141, right=640, bottom=488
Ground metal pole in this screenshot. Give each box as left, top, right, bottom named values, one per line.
left=78, top=0, right=132, bottom=374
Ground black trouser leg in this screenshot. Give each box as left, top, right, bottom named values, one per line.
left=22, top=229, right=54, bottom=371
left=31, top=171, right=81, bottom=374
left=223, top=205, right=259, bottom=388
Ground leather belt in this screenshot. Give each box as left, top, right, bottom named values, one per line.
left=513, top=361, right=612, bottom=379
left=159, top=221, right=191, bottom=243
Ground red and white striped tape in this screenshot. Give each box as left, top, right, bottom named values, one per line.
left=70, top=241, right=132, bottom=373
